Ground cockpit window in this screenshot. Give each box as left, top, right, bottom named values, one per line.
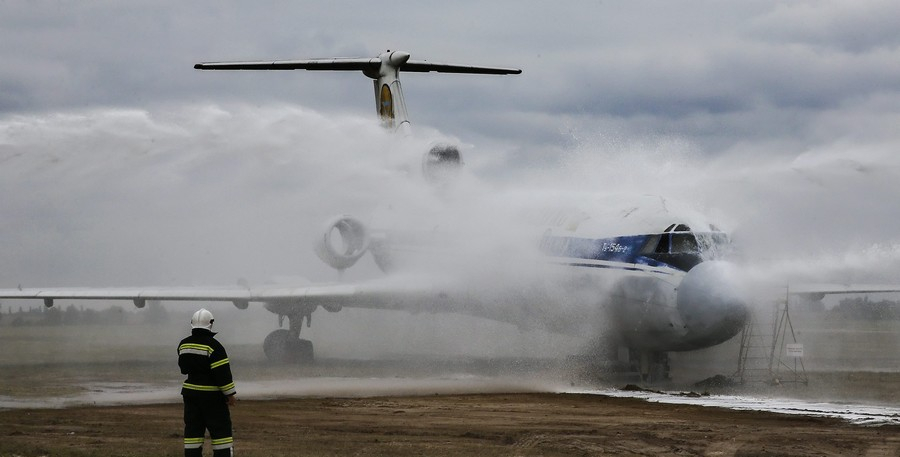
left=642, top=231, right=731, bottom=257
left=695, top=232, right=732, bottom=259
left=641, top=228, right=731, bottom=270
left=671, top=233, right=699, bottom=253
left=649, top=234, right=667, bottom=254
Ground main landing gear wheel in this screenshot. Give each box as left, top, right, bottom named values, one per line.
left=263, top=329, right=314, bottom=364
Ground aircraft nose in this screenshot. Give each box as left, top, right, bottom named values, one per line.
left=676, top=261, right=750, bottom=348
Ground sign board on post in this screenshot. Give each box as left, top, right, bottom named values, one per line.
left=786, top=343, right=804, bottom=358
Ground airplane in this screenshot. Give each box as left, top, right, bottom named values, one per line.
left=2, top=50, right=897, bottom=381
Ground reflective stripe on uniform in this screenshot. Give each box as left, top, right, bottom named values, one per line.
left=179, top=343, right=213, bottom=356
left=184, top=437, right=204, bottom=449
left=219, top=382, right=236, bottom=395
left=211, top=436, right=234, bottom=450
left=183, top=382, right=220, bottom=392
left=210, top=357, right=230, bottom=369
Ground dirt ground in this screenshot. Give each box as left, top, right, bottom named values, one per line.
left=1, top=392, right=898, bottom=457
left=3, top=323, right=900, bottom=456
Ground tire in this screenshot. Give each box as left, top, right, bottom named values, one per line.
left=263, top=329, right=315, bottom=364
left=297, top=339, right=314, bottom=364
left=263, top=329, right=294, bottom=363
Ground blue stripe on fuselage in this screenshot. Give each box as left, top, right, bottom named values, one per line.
left=556, top=261, right=675, bottom=275
left=539, top=234, right=683, bottom=272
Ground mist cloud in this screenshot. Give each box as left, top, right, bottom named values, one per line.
left=3, top=99, right=898, bottom=291
left=2, top=2, right=900, bottom=356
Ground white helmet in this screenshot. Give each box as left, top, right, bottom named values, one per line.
left=190, top=308, right=215, bottom=330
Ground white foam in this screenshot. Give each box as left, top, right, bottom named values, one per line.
left=577, top=388, right=900, bottom=426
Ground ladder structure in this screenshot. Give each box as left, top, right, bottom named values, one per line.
left=734, top=290, right=808, bottom=386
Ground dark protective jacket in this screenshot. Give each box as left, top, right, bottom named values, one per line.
left=177, top=328, right=236, bottom=397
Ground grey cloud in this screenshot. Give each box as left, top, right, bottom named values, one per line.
left=749, top=1, right=900, bottom=54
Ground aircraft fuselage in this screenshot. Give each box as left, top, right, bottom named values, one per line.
left=357, top=193, right=750, bottom=354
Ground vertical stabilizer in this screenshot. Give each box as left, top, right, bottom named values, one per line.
left=366, top=51, right=412, bottom=134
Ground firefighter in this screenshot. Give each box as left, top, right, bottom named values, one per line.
left=178, top=308, right=237, bottom=456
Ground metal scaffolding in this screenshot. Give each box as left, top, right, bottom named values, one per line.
left=734, top=289, right=808, bottom=386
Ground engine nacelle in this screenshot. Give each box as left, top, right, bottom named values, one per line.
left=314, top=215, right=370, bottom=271
left=422, top=143, right=462, bottom=184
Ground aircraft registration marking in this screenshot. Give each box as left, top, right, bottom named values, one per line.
left=601, top=242, right=629, bottom=253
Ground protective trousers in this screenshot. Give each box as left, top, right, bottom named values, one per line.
left=183, top=394, right=234, bottom=457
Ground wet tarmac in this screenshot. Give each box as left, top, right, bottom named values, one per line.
left=4, top=370, right=900, bottom=428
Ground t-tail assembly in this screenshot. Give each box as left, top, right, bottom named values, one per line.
left=194, top=50, right=522, bottom=134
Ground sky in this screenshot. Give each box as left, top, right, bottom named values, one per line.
left=2, top=1, right=899, bottom=154
left=2, top=1, right=900, bottom=293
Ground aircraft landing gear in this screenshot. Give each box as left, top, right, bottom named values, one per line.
left=263, top=329, right=314, bottom=363
left=263, top=306, right=315, bottom=364
left=571, top=339, right=670, bottom=385
left=634, top=350, right=670, bottom=384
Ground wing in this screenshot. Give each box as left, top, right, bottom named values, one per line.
left=0, top=276, right=460, bottom=312
left=0, top=285, right=312, bottom=308
left=789, top=283, right=900, bottom=300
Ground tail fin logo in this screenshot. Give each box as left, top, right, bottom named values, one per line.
left=379, top=84, right=394, bottom=128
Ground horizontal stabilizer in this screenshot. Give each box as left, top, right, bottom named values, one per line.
left=194, top=58, right=521, bottom=75
left=194, top=58, right=378, bottom=71
left=402, top=61, right=521, bottom=75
